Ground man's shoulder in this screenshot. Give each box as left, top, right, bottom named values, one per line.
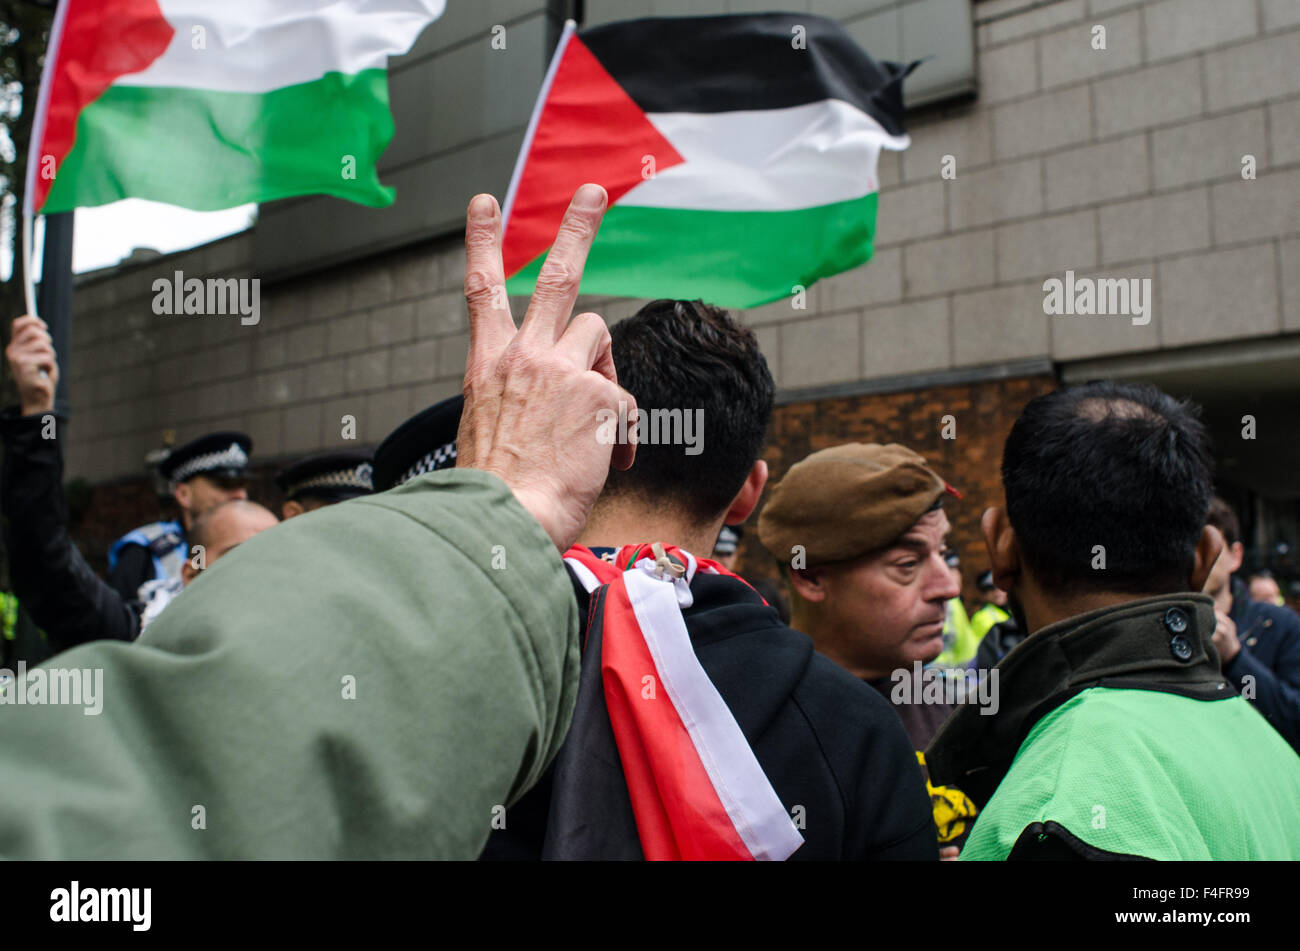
left=968, top=689, right=1300, bottom=860
left=1242, top=598, right=1300, bottom=643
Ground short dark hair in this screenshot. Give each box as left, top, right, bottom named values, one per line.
left=604, top=300, right=774, bottom=523
left=1002, top=381, right=1214, bottom=595
left=1206, top=496, right=1241, bottom=547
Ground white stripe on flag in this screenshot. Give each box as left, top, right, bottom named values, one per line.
left=623, top=565, right=804, bottom=861
left=562, top=555, right=602, bottom=595
left=620, top=99, right=910, bottom=213
left=119, top=0, right=446, bottom=94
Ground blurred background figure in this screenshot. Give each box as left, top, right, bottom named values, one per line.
left=1204, top=497, right=1300, bottom=753
left=274, top=451, right=374, bottom=520
left=970, top=570, right=1010, bottom=641
left=107, top=431, right=253, bottom=604
left=712, top=524, right=742, bottom=572
left=933, top=550, right=977, bottom=668
left=1249, top=570, right=1286, bottom=608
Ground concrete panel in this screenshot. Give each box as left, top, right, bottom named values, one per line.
left=861, top=297, right=952, bottom=377
left=781, top=312, right=861, bottom=387
left=1098, top=188, right=1212, bottom=265
left=1044, top=133, right=1148, bottom=211
left=951, top=282, right=1049, bottom=364
left=1158, top=244, right=1279, bottom=346
left=995, top=209, right=1097, bottom=282
left=1152, top=109, right=1267, bottom=189
left=1093, top=58, right=1203, bottom=137
left=949, top=157, right=1042, bottom=229
left=1039, top=12, right=1141, bottom=89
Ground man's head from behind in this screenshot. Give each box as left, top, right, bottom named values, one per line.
left=180, top=499, right=278, bottom=585
left=984, top=381, right=1222, bottom=631
left=758, top=443, right=961, bottom=679
left=590, top=300, right=774, bottom=547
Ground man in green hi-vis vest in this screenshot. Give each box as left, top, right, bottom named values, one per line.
left=929, top=381, right=1300, bottom=861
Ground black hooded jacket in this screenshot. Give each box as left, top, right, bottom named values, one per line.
left=481, top=566, right=937, bottom=860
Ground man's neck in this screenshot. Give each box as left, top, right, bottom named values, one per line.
left=578, top=502, right=721, bottom=559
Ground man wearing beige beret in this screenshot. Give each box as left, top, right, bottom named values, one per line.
left=758, top=442, right=979, bottom=852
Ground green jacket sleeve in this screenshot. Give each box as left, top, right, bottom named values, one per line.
left=0, top=469, right=580, bottom=859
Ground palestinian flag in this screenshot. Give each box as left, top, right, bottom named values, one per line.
left=503, top=14, right=913, bottom=308
left=25, top=0, right=446, bottom=215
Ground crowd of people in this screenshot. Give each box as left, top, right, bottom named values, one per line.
left=0, top=184, right=1297, bottom=860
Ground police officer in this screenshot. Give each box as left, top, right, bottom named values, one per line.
left=969, top=570, right=1011, bottom=642
left=371, top=394, right=464, bottom=491
left=274, top=450, right=374, bottom=519
left=107, top=431, right=252, bottom=603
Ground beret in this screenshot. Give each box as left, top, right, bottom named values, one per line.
left=758, top=443, right=958, bottom=567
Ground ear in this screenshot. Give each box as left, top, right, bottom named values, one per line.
left=1227, top=540, right=1245, bottom=574
left=722, top=459, right=768, bottom=526
left=787, top=565, right=829, bottom=603
left=1191, top=525, right=1226, bottom=593
left=173, top=481, right=192, bottom=510
left=282, top=500, right=305, bottom=520
left=982, top=506, right=1020, bottom=594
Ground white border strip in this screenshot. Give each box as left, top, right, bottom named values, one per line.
left=563, top=555, right=602, bottom=594
left=624, top=566, right=803, bottom=861
left=501, top=17, right=575, bottom=231
left=23, top=0, right=71, bottom=216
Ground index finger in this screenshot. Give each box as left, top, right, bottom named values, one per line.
left=519, top=184, right=607, bottom=345
left=463, top=194, right=515, bottom=368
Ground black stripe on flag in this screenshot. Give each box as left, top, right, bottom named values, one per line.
left=579, top=13, right=914, bottom=134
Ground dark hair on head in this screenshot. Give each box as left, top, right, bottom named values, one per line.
left=603, top=299, right=775, bottom=524
left=1206, top=496, right=1241, bottom=547
left=1001, top=380, right=1214, bottom=595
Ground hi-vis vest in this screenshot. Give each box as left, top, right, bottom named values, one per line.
left=963, top=688, right=1300, bottom=860
left=109, top=521, right=186, bottom=592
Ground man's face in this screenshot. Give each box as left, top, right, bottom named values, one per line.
left=177, top=474, right=248, bottom=519
left=1249, top=576, right=1281, bottom=604
left=985, top=586, right=1008, bottom=607
left=818, top=508, right=960, bottom=676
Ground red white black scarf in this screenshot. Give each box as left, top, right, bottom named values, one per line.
left=563, top=543, right=804, bottom=861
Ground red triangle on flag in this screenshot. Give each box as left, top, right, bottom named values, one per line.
left=502, top=35, right=685, bottom=278
left=33, top=0, right=174, bottom=213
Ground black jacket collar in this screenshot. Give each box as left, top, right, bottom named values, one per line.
left=926, top=593, right=1232, bottom=807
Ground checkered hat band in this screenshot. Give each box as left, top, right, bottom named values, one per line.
left=290, top=463, right=374, bottom=496
left=397, top=442, right=457, bottom=485
left=170, top=443, right=248, bottom=483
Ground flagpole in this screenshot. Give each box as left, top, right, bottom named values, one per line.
left=21, top=210, right=37, bottom=320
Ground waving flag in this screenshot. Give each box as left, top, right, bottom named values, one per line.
left=25, top=0, right=446, bottom=215
left=503, top=14, right=914, bottom=308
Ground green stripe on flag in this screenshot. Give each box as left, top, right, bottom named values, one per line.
left=506, top=192, right=879, bottom=308
left=42, top=70, right=397, bottom=213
